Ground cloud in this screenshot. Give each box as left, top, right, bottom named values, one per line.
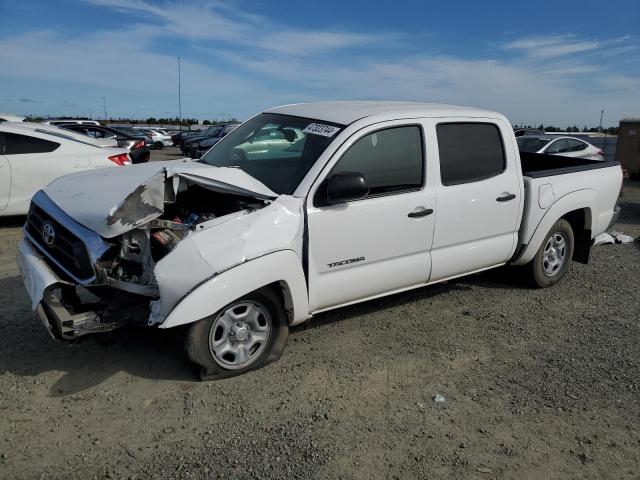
left=19, top=97, right=37, bottom=103
left=504, top=35, right=600, bottom=58
left=85, top=0, right=392, bottom=55
left=504, top=33, right=637, bottom=60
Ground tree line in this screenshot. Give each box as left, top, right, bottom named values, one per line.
left=24, top=116, right=239, bottom=126
left=514, top=124, right=619, bottom=135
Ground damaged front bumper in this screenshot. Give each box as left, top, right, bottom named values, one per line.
left=35, top=290, right=121, bottom=341
left=18, top=238, right=129, bottom=341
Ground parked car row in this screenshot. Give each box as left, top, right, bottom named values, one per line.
left=58, top=124, right=150, bottom=164
left=131, top=127, right=173, bottom=149
left=180, top=123, right=240, bottom=158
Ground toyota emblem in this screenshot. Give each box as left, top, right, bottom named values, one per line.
left=42, top=223, right=56, bottom=246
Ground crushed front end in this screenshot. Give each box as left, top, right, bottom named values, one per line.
left=19, top=171, right=272, bottom=341
left=19, top=191, right=156, bottom=340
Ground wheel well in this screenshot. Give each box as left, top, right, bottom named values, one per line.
left=261, top=281, right=294, bottom=324
left=562, top=208, right=592, bottom=264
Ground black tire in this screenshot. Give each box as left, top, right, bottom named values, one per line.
left=184, top=287, right=289, bottom=380
left=154, top=141, right=164, bottom=150
left=527, top=218, right=574, bottom=288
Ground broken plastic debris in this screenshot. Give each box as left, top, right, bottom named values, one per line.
left=594, top=231, right=636, bottom=246
left=433, top=394, right=446, bottom=403
left=610, top=231, right=635, bottom=243
left=594, top=233, right=615, bottom=245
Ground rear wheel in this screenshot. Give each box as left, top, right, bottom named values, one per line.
left=184, top=288, right=289, bottom=379
left=528, top=219, right=574, bottom=288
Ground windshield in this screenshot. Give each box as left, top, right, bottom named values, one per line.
left=517, top=137, right=550, bottom=153
left=202, top=126, right=223, bottom=137
left=199, top=113, right=344, bottom=195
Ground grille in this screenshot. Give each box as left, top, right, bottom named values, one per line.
left=26, top=204, right=96, bottom=282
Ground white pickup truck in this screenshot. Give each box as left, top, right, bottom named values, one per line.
left=18, top=102, right=622, bottom=379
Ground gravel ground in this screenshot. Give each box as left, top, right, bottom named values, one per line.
left=0, top=175, right=638, bottom=480
left=149, top=146, right=189, bottom=162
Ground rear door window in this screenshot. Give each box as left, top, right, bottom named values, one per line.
left=4, top=132, right=60, bottom=155
left=436, top=123, right=505, bottom=185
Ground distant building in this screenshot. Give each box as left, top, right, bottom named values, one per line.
left=616, top=117, right=640, bottom=177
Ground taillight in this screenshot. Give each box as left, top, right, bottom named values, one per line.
left=597, top=149, right=604, bottom=155
left=133, top=140, right=144, bottom=149
left=108, top=153, right=131, bottom=166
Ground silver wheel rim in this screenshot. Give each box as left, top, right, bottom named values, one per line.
left=542, top=232, right=567, bottom=277
left=208, top=301, right=272, bottom=370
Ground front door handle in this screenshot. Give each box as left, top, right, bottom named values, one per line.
left=496, top=193, right=516, bottom=202
left=408, top=208, right=434, bottom=218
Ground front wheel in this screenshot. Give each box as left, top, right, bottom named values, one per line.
left=184, top=288, right=289, bottom=380
left=528, top=218, right=574, bottom=288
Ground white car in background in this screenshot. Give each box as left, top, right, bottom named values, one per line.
left=517, top=135, right=605, bottom=161
left=0, top=113, right=26, bottom=123
left=133, top=128, right=172, bottom=148
left=43, top=119, right=101, bottom=126
left=0, top=122, right=130, bottom=216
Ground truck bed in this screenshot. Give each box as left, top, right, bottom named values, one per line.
left=520, top=152, right=620, bottom=178
left=516, top=151, right=622, bottom=266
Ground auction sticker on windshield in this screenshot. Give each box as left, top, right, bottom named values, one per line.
left=303, top=123, right=341, bottom=137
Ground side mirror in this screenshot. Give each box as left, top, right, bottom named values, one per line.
left=316, top=171, right=369, bottom=206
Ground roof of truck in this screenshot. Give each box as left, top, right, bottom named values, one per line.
left=266, top=101, right=501, bottom=125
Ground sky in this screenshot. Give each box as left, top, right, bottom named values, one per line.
left=0, top=0, right=638, bottom=126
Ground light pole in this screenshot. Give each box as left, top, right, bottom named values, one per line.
left=178, top=57, right=182, bottom=132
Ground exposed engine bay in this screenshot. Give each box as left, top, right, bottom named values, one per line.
left=96, top=183, right=269, bottom=299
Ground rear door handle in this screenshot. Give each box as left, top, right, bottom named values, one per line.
left=408, top=208, right=434, bottom=218
left=496, top=193, right=516, bottom=202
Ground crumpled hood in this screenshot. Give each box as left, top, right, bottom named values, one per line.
left=42, top=159, right=277, bottom=238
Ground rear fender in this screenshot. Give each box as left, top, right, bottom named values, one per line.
left=513, top=190, right=594, bottom=266
left=159, top=250, right=309, bottom=329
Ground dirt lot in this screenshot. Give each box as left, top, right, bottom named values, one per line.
left=1, top=173, right=639, bottom=480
